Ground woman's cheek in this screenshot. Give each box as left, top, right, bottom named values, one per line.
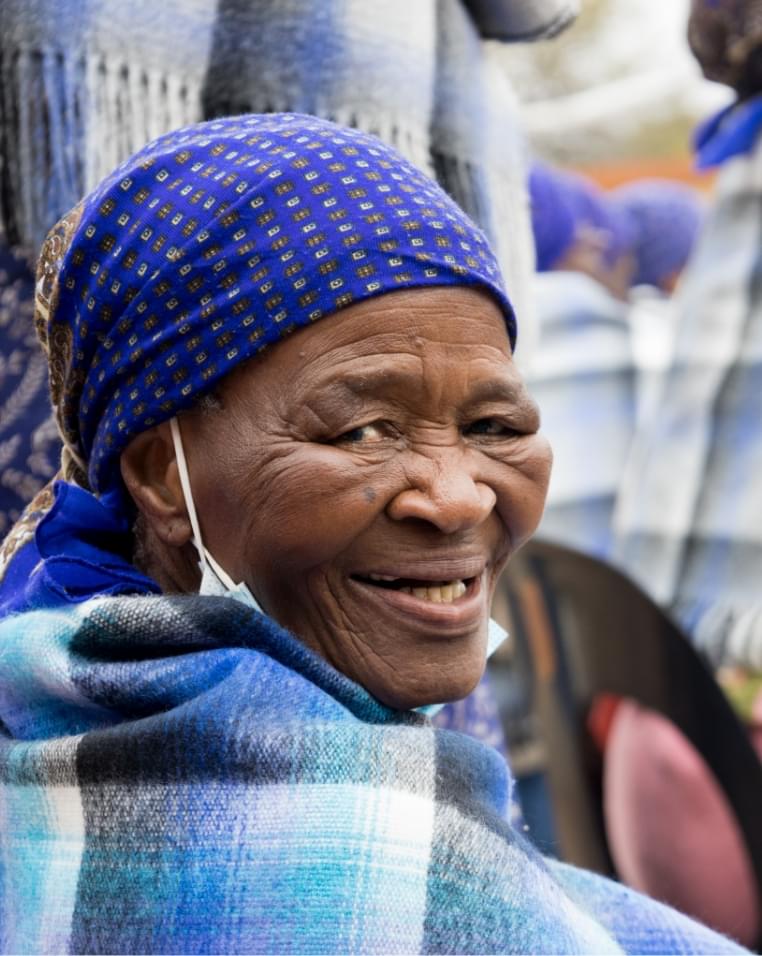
left=493, top=437, right=552, bottom=544
left=527, top=434, right=553, bottom=496
left=250, top=446, right=390, bottom=570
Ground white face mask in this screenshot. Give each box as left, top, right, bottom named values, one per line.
left=168, top=416, right=508, bottom=715
left=170, top=417, right=264, bottom=614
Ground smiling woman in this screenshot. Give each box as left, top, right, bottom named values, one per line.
left=0, top=114, right=745, bottom=955
left=122, top=287, right=549, bottom=710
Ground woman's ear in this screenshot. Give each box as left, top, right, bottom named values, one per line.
left=120, top=421, right=192, bottom=547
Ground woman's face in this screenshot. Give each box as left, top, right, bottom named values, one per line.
left=176, top=287, right=551, bottom=709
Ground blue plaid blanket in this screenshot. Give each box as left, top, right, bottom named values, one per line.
left=0, top=594, right=745, bottom=953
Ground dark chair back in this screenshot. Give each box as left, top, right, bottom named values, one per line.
left=497, top=537, right=762, bottom=941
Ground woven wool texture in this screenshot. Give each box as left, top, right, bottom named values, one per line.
left=0, top=592, right=747, bottom=954
left=0, top=0, right=545, bottom=347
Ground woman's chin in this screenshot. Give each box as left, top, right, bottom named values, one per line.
left=369, top=661, right=486, bottom=713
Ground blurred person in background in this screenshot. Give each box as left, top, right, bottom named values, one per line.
left=525, top=165, right=704, bottom=559
left=518, top=165, right=702, bottom=870
left=609, top=179, right=705, bottom=425
left=603, top=0, right=762, bottom=945
left=615, top=0, right=762, bottom=688
left=611, top=179, right=705, bottom=298
left=525, top=161, right=636, bottom=559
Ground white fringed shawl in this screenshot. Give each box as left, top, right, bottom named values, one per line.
left=0, top=0, right=572, bottom=353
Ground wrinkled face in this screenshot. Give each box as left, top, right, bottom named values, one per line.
left=179, top=287, right=551, bottom=709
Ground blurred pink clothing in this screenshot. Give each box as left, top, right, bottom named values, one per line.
left=603, top=700, right=761, bottom=947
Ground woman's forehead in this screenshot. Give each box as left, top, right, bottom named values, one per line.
left=221, top=287, right=519, bottom=404
left=276, top=286, right=510, bottom=353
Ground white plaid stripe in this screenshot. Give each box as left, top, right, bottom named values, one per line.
left=36, top=784, right=85, bottom=955
left=0, top=742, right=83, bottom=954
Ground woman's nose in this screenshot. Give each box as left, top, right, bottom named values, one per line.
left=386, top=455, right=497, bottom=534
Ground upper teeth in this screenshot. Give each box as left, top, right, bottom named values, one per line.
left=365, top=574, right=468, bottom=603
left=402, top=581, right=467, bottom=603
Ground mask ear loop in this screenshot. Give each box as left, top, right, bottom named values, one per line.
left=169, top=416, right=238, bottom=592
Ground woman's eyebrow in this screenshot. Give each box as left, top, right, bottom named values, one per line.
left=311, top=371, right=532, bottom=411
left=464, top=378, right=525, bottom=404
left=465, top=379, right=542, bottom=426
left=318, top=366, right=421, bottom=397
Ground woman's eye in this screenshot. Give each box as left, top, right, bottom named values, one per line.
left=336, top=422, right=386, bottom=444
left=465, top=418, right=519, bottom=438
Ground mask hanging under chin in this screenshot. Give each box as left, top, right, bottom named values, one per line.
left=196, top=547, right=265, bottom=612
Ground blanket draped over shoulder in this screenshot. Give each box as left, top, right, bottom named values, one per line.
left=0, top=593, right=744, bottom=954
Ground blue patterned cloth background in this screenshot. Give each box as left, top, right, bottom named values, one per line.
left=0, top=238, right=60, bottom=536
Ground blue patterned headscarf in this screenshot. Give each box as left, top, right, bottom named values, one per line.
left=34, top=113, right=514, bottom=498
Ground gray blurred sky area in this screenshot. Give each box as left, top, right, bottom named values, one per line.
left=494, top=0, right=732, bottom=164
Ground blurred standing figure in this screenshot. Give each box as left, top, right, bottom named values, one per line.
left=609, top=180, right=705, bottom=426
left=614, top=0, right=762, bottom=687
left=527, top=163, right=636, bottom=559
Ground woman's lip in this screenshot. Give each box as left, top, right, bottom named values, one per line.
left=350, top=557, right=487, bottom=583
left=347, top=572, right=486, bottom=629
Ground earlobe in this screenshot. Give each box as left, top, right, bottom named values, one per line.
left=120, top=423, right=193, bottom=546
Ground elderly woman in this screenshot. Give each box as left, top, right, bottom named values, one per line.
left=0, top=114, right=744, bottom=954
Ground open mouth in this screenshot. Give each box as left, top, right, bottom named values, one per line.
left=351, top=573, right=476, bottom=605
